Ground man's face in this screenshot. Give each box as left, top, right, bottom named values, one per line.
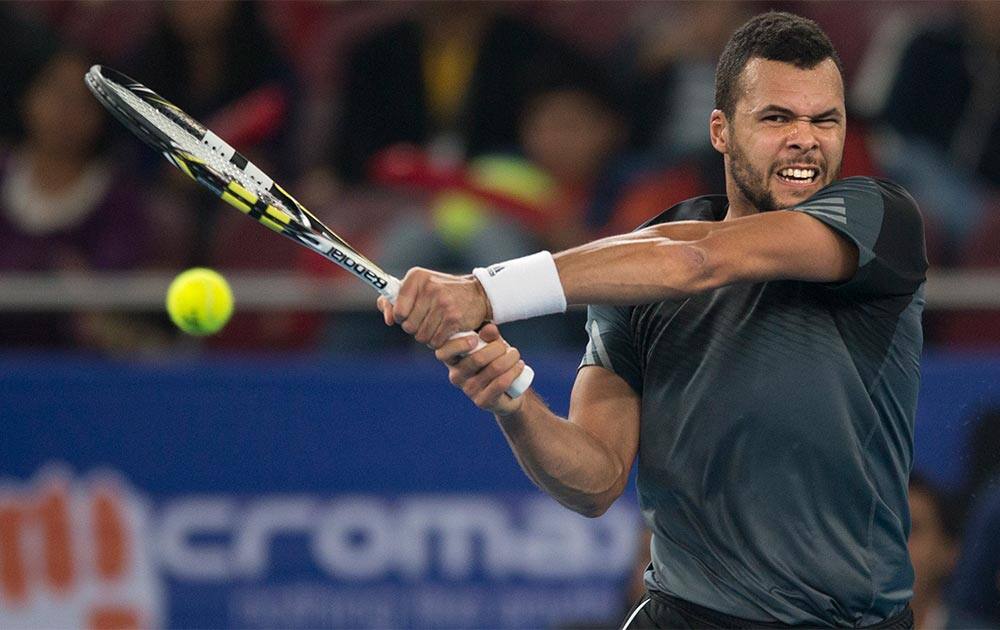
left=712, top=57, right=846, bottom=211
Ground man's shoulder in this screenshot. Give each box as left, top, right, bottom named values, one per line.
left=636, top=194, right=728, bottom=231
left=812, top=176, right=916, bottom=202
left=801, top=177, right=922, bottom=219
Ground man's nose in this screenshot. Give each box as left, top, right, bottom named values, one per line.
left=786, top=119, right=819, bottom=152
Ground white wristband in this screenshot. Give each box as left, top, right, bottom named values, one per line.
left=473, top=251, right=567, bottom=324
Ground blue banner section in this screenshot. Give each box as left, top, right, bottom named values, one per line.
left=1, top=351, right=997, bottom=628
left=1, top=353, right=586, bottom=493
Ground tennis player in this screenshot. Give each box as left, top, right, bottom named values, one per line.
left=380, top=12, right=926, bottom=628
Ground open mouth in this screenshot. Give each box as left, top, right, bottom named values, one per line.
left=775, top=167, right=820, bottom=185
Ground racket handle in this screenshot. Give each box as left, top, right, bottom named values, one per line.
left=450, top=331, right=535, bottom=399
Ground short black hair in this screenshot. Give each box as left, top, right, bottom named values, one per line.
left=714, top=11, right=843, bottom=119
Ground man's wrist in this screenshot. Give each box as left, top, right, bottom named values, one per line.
left=468, top=274, right=493, bottom=322
left=472, top=251, right=567, bottom=324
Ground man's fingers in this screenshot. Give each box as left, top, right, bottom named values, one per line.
left=376, top=297, right=394, bottom=326
left=393, top=267, right=428, bottom=323
left=454, top=339, right=509, bottom=379
left=414, top=308, right=444, bottom=346
left=434, top=334, right=479, bottom=364
left=478, top=323, right=501, bottom=342
left=464, top=346, right=521, bottom=394
left=399, top=295, right=431, bottom=336
left=430, top=325, right=524, bottom=416
left=473, top=360, right=526, bottom=410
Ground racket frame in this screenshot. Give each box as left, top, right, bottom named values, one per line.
left=85, top=64, right=534, bottom=397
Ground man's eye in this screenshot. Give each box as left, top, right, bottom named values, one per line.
left=814, top=119, right=839, bottom=128
left=763, top=115, right=788, bottom=123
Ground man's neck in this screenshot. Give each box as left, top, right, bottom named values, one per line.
left=723, top=179, right=759, bottom=221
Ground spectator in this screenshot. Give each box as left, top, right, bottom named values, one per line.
left=0, top=6, right=59, bottom=146
left=0, top=49, right=161, bottom=352
left=128, top=0, right=298, bottom=268
left=908, top=472, right=989, bottom=629
left=373, top=58, right=632, bottom=277
left=624, top=1, right=753, bottom=158
left=330, top=2, right=588, bottom=185
left=948, top=481, right=1000, bottom=628
left=864, top=2, right=1000, bottom=252
left=880, top=2, right=1000, bottom=188
left=940, top=408, right=1000, bottom=628
left=961, top=408, right=1000, bottom=505
left=129, top=1, right=293, bottom=132
left=336, top=59, right=633, bottom=352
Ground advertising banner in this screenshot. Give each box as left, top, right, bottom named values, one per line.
left=2, top=352, right=997, bottom=628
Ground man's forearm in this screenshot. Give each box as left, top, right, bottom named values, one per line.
left=553, top=221, right=725, bottom=306
left=493, top=392, right=628, bottom=517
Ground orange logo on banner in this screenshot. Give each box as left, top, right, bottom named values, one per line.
left=0, top=472, right=154, bottom=629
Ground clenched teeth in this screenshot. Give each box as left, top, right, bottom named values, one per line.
left=778, top=167, right=816, bottom=180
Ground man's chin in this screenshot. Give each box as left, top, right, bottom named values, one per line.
left=770, top=181, right=825, bottom=209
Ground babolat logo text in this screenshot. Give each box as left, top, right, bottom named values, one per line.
left=329, top=246, right=388, bottom=291
left=301, top=232, right=389, bottom=291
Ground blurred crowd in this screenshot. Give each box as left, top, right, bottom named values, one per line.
left=2, top=0, right=1000, bottom=354
left=906, top=405, right=1000, bottom=630
left=3, top=3, right=1000, bottom=628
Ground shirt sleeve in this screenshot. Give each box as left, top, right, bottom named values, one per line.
left=579, top=304, right=643, bottom=394
left=791, top=177, right=928, bottom=297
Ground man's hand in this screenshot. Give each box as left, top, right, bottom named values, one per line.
left=433, top=324, right=526, bottom=416
left=376, top=267, right=491, bottom=348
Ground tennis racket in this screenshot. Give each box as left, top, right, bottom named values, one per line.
left=84, top=65, right=534, bottom=398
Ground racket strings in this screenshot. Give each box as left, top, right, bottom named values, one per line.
left=105, top=79, right=291, bottom=216
left=92, top=68, right=393, bottom=291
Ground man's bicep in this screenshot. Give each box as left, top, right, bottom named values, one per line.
left=712, top=210, right=859, bottom=285
left=789, top=177, right=928, bottom=295
left=711, top=177, right=929, bottom=294
left=568, top=366, right=641, bottom=485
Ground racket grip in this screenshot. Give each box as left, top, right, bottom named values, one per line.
left=451, top=331, right=534, bottom=398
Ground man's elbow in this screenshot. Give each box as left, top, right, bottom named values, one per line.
left=578, top=502, right=613, bottom=519
left=657, top=240, right=730, bottom=295
left=563, top=489, right=622, bottom=518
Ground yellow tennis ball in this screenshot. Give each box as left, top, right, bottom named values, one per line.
left=165, top=268, right=234, bottom=336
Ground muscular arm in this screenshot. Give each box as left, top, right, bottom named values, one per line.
left=496, top=366, right=640, bottom=517
left=435, top=326, right=640, bottom=517
left=555, top=210, right=858, bottom=306
left=383, top=211, right=857, bottom=347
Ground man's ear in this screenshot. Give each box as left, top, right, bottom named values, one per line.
left=710, top=109, right=728, bottom=155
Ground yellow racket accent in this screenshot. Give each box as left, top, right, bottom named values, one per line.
left=259, top=216, right=286, bottom=233
left=221, top=181, right=258, bottom=214
left=264, top=206, right=291, bottom=225
left=221, top=192, right=251, bottom=213
left=173, top=155, right=195, bottom=179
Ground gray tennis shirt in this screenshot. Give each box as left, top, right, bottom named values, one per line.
left=580, top=177, right=927, bottom=626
